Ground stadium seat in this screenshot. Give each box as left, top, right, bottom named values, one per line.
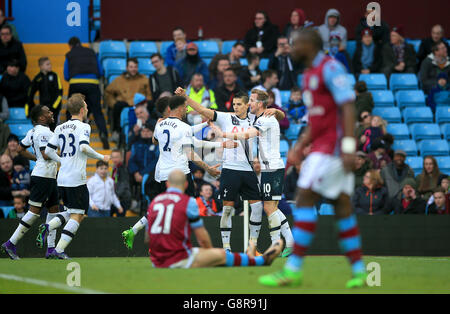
left=129, top=41, right=158, bottom=59
left=203, top=58, right=212, bottom=66
left=222, top=40, right=237, bottom=54
left=346, top=40, right=357, bottom=58
left=194, top=41, right=219, bottom=58
left=441, top=124, right=450, bottom=140
left=92, top=11, right=101, bottom=31
left=406, top=156, right=423, bottom=175
left=93, top=0, right=101, bottom=11
left=297, top=74, right=303, bottom=88
left=285, top=123, right=303, bottom=141
left=435, top=91, right=450, bottom=107
left=1, top=206, right=14, bottom=218
left=386, top=123, right=410, bottom=140
left=418, top=140, right=449, bottom=156
left=239, top=58, right=248, bottom=66
left=319, top=203, right=334, bottom=215
left=8, top=123, right=33, bottom=140
left=410, top=123, right=442, bottom=141
left=103, top=58, right=126, bottom=81
left=372, top=90, right=395, bottom=107
left=120, top=107, right=130, bottom=129
left=160, top=41, right=172, bottom=55
left=405, top=39, right=421, bottom=53
left=389, top=73, right=419, bottom=92
left=280, top=90, right=290, bottom=107
left=259, top=58, right=269, bottom=71
left=99, top=41, right=127, bottom=61
left=280, top=140, right=289, bottom=157
left=392, top=140, right=418, bottom=156
left=436, top=156, right=450, bottom=174
left=395, top=90, right=426, bottom=109
left=358, top=73, right=387, bottom=90
left=108, top=74, right=120, bottom=85
left=436, top=107, right=450, bottom=124
left=372, top=107, right=402, bottom=123
left=137, top=58, right=156, bottom=76
left=403, top=107, right=433, bottom=124
left=5, top=108, right=29, bottom=124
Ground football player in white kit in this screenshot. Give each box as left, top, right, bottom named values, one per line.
left=37, top=94, right=110, bottom=259
left=1, top=105, right=62, bottom=260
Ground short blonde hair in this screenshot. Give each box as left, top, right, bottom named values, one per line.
left=251, top=89, right=269, bottom=108
left=67, top=93, right=86, bottom=115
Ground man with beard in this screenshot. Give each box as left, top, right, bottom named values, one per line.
left=175, top=42, right=209, bottom=87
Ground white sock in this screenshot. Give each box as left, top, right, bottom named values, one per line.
left=132, top=216, right=148, bottom=235
left=278, top=209, right=294, bottom=248
left=48, top=211, right=70, bottom=230
left=46, top=213, right=58, bottom=248
left=55, top=219, right=80, bottom=253
left=9, top=211, right=40, bottom=245
left=249, top=202, right=263, bottom=244
left=220, top=206, right=234, bottom=250
left=268, top=211, right=282, bottom=244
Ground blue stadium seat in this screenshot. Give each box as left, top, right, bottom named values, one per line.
left=203, top=58, right=213, bottom=66
left=8, top=123, right=33, bottom=140
left=392, top=140, right=418, bottom=156
left=347, top=74, right=356, bottom=87
left=160, top=41, right=172, bottom=55
left=93, top=0, right=101, bottom=11
left=129, top=41, right=158, bottom=59
left=346, top=40, right=357, bottom=58
left=319, top=203, right=334, bottom=215
left=103, top=58, right=126, bottom=80
left=406, top=156, right=423, bottom=175
left=120, top=107, right=130, bottom=129
left=194, top=41, right=219, bottom=58
left=286, top=123, right=303, bottom=141
left=418, top=140, right=449, bottom=156
left=5, top=108, right=29, bottom=124
left=297, top=74, right=303, bottom=88
left=372, top=107, right=402, bottom=123
left=108, top=74, right=120, bottom=85
left=441, top=124, right=450, bottom=140
left=372, top=90, right=395, bottom=107
left=386, top=123, right=410, bottom=140
left=395, top=90, right=426, bottom=109
left=410, top=123, right=442, bottom=141
left=389, top=73, right=419, bottom=92
left=280, top=140, right=289, bottom=157
left=99, top=41, right=127, bottom=61
left=222, top=40, right=237, bottom=54
left=436, top=107, right=450, bottom=124
left=239, top=58, right=248, bottom=66
left=405, top=39, right=421, bottom=53
left=435, top=91, right=450, bottom=107
left=403, top=107, right=433, bottom=124
left=280, top=90, right=290, bottom=106
left=359, top=73, right=387, bottom=90
left=142, top=174, right=150, bottom=202
left=1, top=206, right=14, bottom=218
left=137, top=58, right=156, bottom=76
left=92, top=11, right=101, bottom=30
left=259, top=58, right=269, bottom=71
left=436, top=156, right=450, bottom=174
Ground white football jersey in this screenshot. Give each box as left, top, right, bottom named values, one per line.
left=213, top=111, right=255, bottom=172
left=252, top=115, right=285, bottom=171
left=153, top=117, right=193, bottom=182
left=21, top=125, right=58, bottom=179
left=47, top=119, right=91, bottom=187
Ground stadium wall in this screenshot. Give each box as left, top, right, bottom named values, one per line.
left=1, top=216, right=450, bottom=258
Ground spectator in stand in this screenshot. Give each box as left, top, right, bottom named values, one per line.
left=381, top=150, right=415, bottom=200
left=283, top=8, right=310, bottom=41
left=417, top=25, right=449, bottom=68
left=360, top=115, right=386, bottom=153
left=427, top=72, right=449, bottom=112
left=427, top=187, right=449, bottom=215
left=214, top=68, right=246, bottom=112
left=27, top=57, right=63, bottom=129
left=0, top=154, right=13, bottom=206
left=11, top=155, right=30, bottom=193
left=3, top=134, right=29, bottom=169
left=7, top=195, right=27, bottom=219
left=269, top=36, right=299, bottom=90
left=196, top=183, right=219, bottom=216
left=87, top=160, right=123, bottom=218
left=419, top=40, right=450, bottom=94
left=149, top=53, right=182, bottom=102
left=244, top=11, right=279, bottom=58
left=367, top=138, right=391, bottom=170
left=284, top=163, right=301, bottom=201
left=355, top=7, right=390, bottom=46
left=354, top=81, right=374, bottom=120
left=389, top=178, right=427, bottom=214
left=352, top=170, right=389, bottom=215
left=266, top=90, right=289, bottom=134
left=192, top=168, right=208, bottom=197
left=355, top=110, right=372, bottom=140
left=287, top=86, right=307, bottom=123
left=353, top=28, right=383, bottom=75
left=105, top=58, right=152, bottom=143
left=325, top=33, right=352, bottom=73
left=111, top=149, right=133, bottom=217
left=415, top=156, right=447, bottom=201
left=64, top=36, right=109, bottom=148
left=209, top=42, right=245, bottom=79
left=0, top=94, right=9, bottom=154
left=128, top=102, right=157, bottom=148
left=0, top=25, right=26, bottom=73
left=254, top=69, right=282, bottom=107
left=354, top=151, right=373, bottom=189
left=176, top=42, right=209, bottom=87
left=381, top=26, right=417, bottom=78
left=186, top=73, right=217, bottom=125
left=239, top=53, right=262, bottom=90
left=208, top=55, right=230, bottom=91
left=0, top=59, right=30, bottom=108
left=0, top=10, right=18, bottom=40
left=164, top=27, right=189, bottom=67
left=318, top=9, right=348, bottom=52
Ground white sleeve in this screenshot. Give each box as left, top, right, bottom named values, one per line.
left=80, top=144, right=104, bottom=160
left=20, top=130, right=33, bottom=148
left=192, top=137, right=222, bottom=149
left=79, top=124, right=91, bottom=145
left=38, top=130, right=52, bottom=151
left=212, top=111, right=228, bottom=128
left=45, top=131, right=61, bottom=163
left=191, top=122, right=208, bottom=134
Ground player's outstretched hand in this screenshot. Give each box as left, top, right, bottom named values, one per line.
left=103, top=155, right=111, bottom=163
left=208, top=123, right=223, bottom=138
left=222, top=140, right=238, bottom=149
left=342, top=153, right=356, bottom=173
left=207, top=164, right=221, bottom=178
left=175, top=87, right=187, bottom=98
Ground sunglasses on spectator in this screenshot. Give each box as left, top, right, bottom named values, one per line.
left=361, top=114, right=371, bottom=119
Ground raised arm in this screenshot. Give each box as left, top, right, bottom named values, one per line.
left=175, top=87, right=216, bottom=121
left=263, top=108, right=286, bottom=121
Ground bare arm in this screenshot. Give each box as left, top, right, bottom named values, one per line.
left=18, top=145, right=37, bottom=161
left=184, top=146, right=221, bottom=178
left=223, top=127, right=259, bottom=140
left=263, top=108, right=285, bottom=121
left=340, top=101, right=357, bottom=172
left=175, top=87, right=216, bottom=121
left=193, top=226, right=213, bottom=249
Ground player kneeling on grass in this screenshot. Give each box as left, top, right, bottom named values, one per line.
left=147, top=169, right=283, bottom=268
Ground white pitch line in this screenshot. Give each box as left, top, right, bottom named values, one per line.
left=371, top=256, right=450, bottom=262
left=0, top=273, right=108, bottom=294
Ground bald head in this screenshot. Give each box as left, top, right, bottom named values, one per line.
left=167, top=169, right=187, bottom=191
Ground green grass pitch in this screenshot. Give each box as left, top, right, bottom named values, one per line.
left=1, top=256, right=449, bottom=294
